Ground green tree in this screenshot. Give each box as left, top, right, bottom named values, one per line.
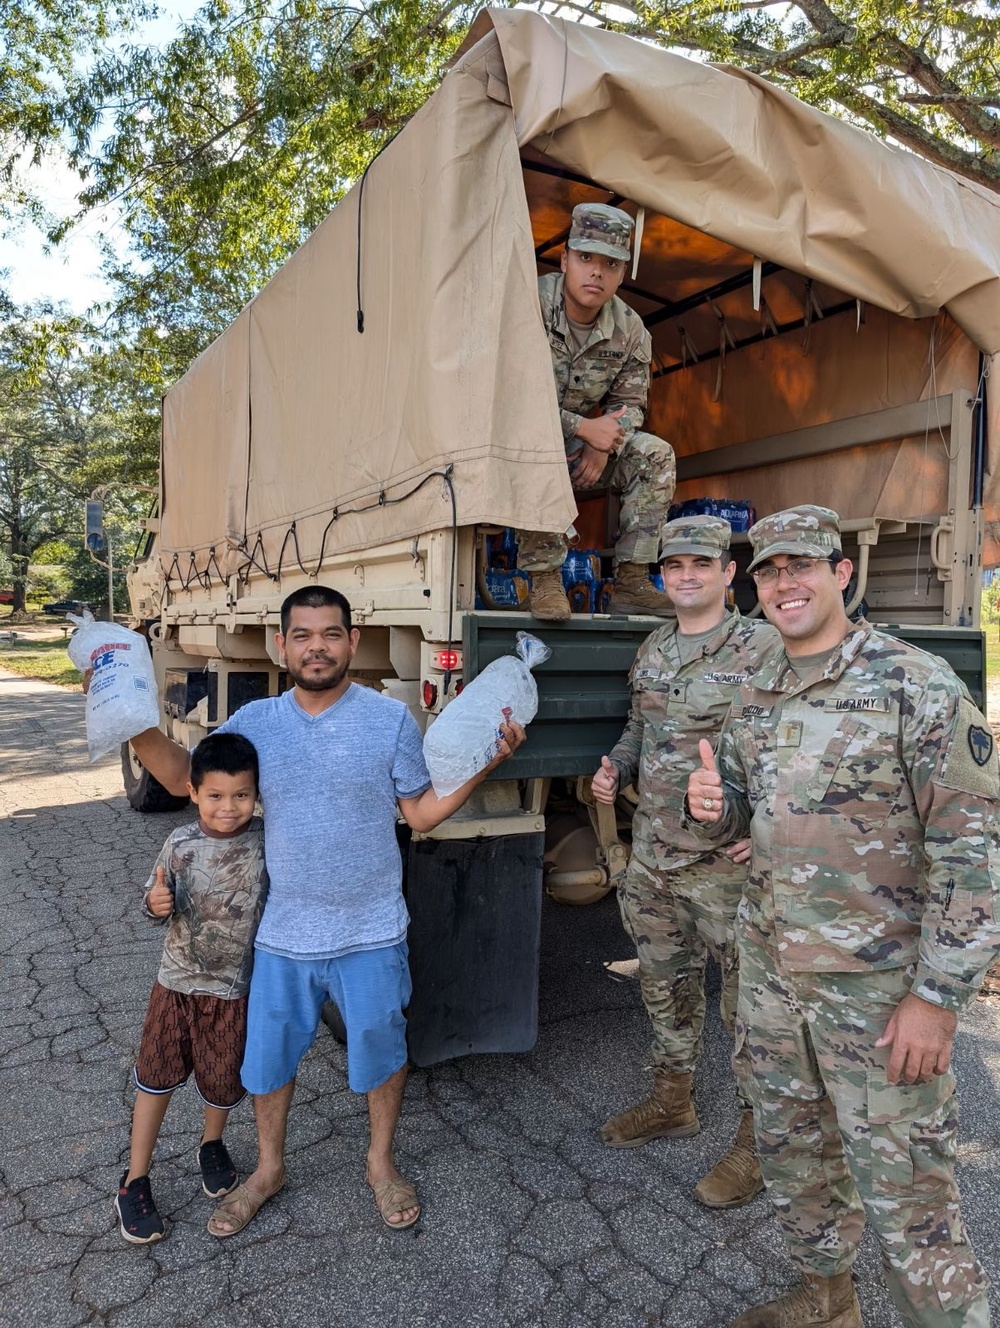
left=33, top=538, right=128, bottom=610
left=0, top=310, right=157, bottom=614
left=0, top=397, right=74, bottom=615
left=0, top=0, right=154, bottom=223
left=62, top=0, right=474, bottom=346
left=983, top=577, right=1000, bottom=626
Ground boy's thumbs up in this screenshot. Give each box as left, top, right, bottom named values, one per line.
left=146, top=865, right=175, bottom=917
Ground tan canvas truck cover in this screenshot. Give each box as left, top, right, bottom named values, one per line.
left=158, top=7, right=1000, bottom=582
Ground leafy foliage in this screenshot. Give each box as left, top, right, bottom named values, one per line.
left=983, top=576, right=1000, bottom=625
left=0, top=309, right=157, bottom=612
left=0, top=0, right=153, bottom=220
left=62, top=0, right=479, bottom=346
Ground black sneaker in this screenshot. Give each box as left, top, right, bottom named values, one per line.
left=115, top=1172, right=166, bottom=1244
left=198, top=1139, right=238, bottom=1198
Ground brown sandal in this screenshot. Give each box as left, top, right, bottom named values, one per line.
left=367, top=1169, right=421, bottom=1230
left=207, top=1174, right=285, bottom=1238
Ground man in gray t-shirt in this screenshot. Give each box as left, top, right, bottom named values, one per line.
left=126, top=585, right=524, bottom=1237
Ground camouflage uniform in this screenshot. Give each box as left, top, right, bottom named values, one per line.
left=611, top=608, right=778, bottom=1101
left=608, top=517, right=779, bottom=1100
left=699, top=507, right=1000, bottom=1326
left=517, top=270, right=676, bottom=572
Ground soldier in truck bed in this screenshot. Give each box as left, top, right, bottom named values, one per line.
left=518, top=202, right=676, bottom=622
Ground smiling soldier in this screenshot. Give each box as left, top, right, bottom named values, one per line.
left=591, top=515, right=779, bottom=1208
left=687, top=505, right=1000, bottom=1328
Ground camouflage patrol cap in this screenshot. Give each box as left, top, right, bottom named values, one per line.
left=747, top=505, right=842, bottom=571
left=568, top=203, right=633, bottom=261
left=659, top=515, right=732, bottom=561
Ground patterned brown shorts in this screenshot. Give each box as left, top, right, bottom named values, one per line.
left=134, top=982, right=248, bottom=1109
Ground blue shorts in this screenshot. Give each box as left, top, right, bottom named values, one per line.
left=241, top=942, right=411, bottom=1095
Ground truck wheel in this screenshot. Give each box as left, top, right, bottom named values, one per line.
left=121, top=741, right=189, bottom=812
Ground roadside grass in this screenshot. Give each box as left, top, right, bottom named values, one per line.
left=987, top=630, right=1000, bottom=715
left=0, top=637, right=81, bottom=688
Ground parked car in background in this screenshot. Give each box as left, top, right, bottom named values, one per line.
left=42, top=599, right=92, bottom=617
left=0, top=589, right=13, bottom=604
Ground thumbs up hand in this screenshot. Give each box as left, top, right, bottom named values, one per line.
left=591, top=754, right=620, bottom=805
left=687, top=738, right=725, bottom=821
left=146, top=865, right=175, bottom=917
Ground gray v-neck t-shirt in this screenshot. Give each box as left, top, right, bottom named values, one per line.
left=217, top=683, right=431, bottom=960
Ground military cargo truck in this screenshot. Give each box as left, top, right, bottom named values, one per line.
left=125, top=8, right=1000, bottom=1064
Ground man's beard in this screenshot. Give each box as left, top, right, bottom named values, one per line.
left=286, top=656, right=350, bottom=692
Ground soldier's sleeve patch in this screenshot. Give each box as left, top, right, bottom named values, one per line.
left=969, top=725, right=994, bottom=766
left=940, top=699, right=1000, bottom=797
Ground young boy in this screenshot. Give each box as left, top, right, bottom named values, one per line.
left=115, top=732, right=268, bottom=1244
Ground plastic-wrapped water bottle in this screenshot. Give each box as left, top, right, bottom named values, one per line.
left=562, top=550, right=600, bottom=613
left=475, top=567, right=530, bottom=610
left=423, top=631, right=551, bottom=796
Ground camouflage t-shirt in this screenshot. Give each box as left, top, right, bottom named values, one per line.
left=144, top=818, right=268, bottom=999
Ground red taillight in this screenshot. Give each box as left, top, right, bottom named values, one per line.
left=434, top=649, right=461, bottom=670
left=422, top=680, right=438, bottom=708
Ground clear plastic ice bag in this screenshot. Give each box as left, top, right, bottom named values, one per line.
left=67, top=611, right=160, bottom=762
left=422, top=631, right=551, bottom=796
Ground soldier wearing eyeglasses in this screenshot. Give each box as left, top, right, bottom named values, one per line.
left=687, top=505, right=1000, bottom=1328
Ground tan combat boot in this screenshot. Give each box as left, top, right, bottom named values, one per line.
left=528, top=569, right=571, bottom=622
left=731, top=1272, right=861, bottom=1328
left=599, top=1070, right=700, bottom=1147
left=608, top=562, right=675, bottom=616
left=693, top=1109, right=764, bottom=1209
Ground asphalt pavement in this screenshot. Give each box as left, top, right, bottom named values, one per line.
left=3, top=667, right=1000, bottom=1327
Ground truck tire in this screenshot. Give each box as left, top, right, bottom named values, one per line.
left=121, top=741, right=189, bottom=812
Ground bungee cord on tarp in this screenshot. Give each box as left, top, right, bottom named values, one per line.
left=159, top=466, right=460, bottom=661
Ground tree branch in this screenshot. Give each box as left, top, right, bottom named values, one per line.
left=900, top=92, right=1000, bottom=108
left=881, top=34, right=1000, bottom=151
